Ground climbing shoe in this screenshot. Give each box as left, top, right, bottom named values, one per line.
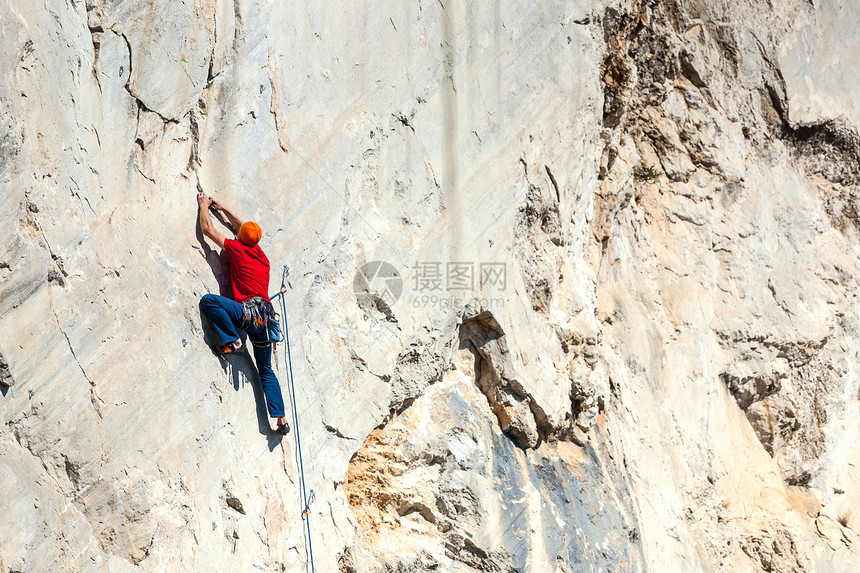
left=213, top=341, right=243, bottom=355
left=277, top=422, right=290, bottom=435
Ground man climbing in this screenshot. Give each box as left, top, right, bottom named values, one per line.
left=196, top=192, right=289, bottom=434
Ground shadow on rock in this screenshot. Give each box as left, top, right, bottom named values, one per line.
left=198, top=306, right=283, bottom=452
left=195, top=225, right=232, bottom=297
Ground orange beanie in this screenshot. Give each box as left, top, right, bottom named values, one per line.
left=238, top=221, right=262, bottom=247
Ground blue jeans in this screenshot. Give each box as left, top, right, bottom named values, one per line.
left=200, top=293, right=285, bottom=418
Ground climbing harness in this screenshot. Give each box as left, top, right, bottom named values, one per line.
left=271, top=265, right=316, bottom=573
left=241, top=298, right=268, bottom=329
left=241, top=297, right=281, bottom=347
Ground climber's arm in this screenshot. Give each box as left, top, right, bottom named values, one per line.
left=197, top=192, right=226, bottom=250
left=210, top=199, right=244, bottom=233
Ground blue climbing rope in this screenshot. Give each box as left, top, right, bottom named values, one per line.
left=271, top=265, right=316, bottom=573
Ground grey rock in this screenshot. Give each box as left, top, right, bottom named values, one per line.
left=3, top=0, right=860, bottom=571
left=0, top=349, right=13, bottom=387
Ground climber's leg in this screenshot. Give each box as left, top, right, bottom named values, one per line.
left=247, top=328, right=286, bottom=419
left=199, top=294, right=244, bottom=346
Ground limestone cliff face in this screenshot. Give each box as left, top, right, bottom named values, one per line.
left=2, top=0, right=860, bottom=571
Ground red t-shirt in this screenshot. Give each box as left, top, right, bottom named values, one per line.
left=224, top=238, right=271, bottom=302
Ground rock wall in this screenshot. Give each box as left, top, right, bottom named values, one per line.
left=1, top=0, right=860, bottom=571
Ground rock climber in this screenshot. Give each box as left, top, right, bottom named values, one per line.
left=196, top=192, right=289, bottom=434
